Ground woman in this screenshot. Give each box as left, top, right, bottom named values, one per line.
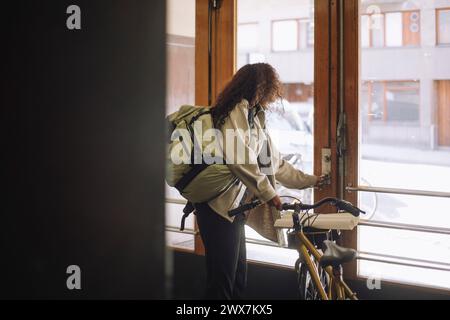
left=194, top=63, right=324, bottom=300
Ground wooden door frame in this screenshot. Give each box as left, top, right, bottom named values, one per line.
left=195, top=0, right=236, bottom=108
left=339, top=1, right=450, bottom=294
left=192, top=0, right=450, bottom=296
left=193, top=0, right=361, bottom=280
left=194, top=0, right=237, bottom=255
left=313, top=0, right=340, bottom=213
left=314, top=0, right=360, bottom=280
left=341, top=0, right=359, bottom=280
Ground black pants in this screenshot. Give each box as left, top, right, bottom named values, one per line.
left=194, top=202, right=247, bottom=300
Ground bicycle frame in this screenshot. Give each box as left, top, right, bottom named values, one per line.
left=227, top=197, right=363, bottom=300
left=296, top=230, right=358, bottom=300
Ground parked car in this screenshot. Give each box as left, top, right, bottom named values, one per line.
left=266, top=99, right=314, bottom=203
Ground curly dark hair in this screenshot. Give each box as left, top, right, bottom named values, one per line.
left=211, top=63, right=284, bottom=128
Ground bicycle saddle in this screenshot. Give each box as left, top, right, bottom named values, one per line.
left=320, top=240, right=357, bottom=268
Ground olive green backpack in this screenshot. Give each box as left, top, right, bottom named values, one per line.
left=166, top=105, right=238, bottom=229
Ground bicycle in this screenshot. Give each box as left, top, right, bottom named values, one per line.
left=229, top=197, right=365, bottom=300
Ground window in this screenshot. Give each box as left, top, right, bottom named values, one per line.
left=238, top=23, right=259, bottom=52
left=359, top=0, right=450, bottom=291
left=165, top=0, right=196, bottom=251
left=361, top=15, right=370, bottom=48
left=299, top=20, right=314, bottom=49
left=271, top=19, right=313, bottom=52
left=238, top=0, right=315, bottom=266
left=272, top=20, right=298, bottom=52
left=372, top=13, right=385, bottom=47
left=437, top=9, right=450, bottom=45
left=361, top=10, right=420, bottom=48
left=385, top=12, right=403, bottom=47
left=361, top=13, right=386, bottom=48
left=361, top=81, right=420, bottom=124
left=238, top=23, right=264, bottom=68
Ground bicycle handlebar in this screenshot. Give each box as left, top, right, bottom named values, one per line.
left=227, top=200, right=262, bottom=218
left=227, top=197, right=365, bottom=218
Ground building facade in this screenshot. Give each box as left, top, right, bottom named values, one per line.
left=238, top=0, right=450, bottom=149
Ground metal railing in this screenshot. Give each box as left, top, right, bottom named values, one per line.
left=347, top=186, right=450, bottom=199
left=358, top=252, right=450, bottom=273
left=165, top=198, right=450, bottom=272
left=359, top=220, right=450, bottom=236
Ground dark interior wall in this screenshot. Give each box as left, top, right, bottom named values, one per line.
left=173, top=251, right=450, bottom=300
left=1, top=0, right=166, bottom=299
left=172, top=250, right=299, bottom=300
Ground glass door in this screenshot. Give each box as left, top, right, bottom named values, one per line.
left=356, top=0, right=450, bottom=290
left=165, top=0, right=197, bottom=251
left=237, top=0, right=317, bottom=266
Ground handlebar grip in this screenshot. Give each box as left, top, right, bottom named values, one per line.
left=335, top=199, right=366, bottom=217
left=228, top=200, right=261, bottom=218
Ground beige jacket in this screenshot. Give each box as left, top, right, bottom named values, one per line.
left=208, top=99, right=317, bottom=244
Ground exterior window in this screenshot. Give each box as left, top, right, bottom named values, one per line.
left=372, top=13, right=386, bottom=47
left=437, top=9, right=450, bottom=45
left=385, top=12, right=403, bottom=47
left=299, top=20, right=314, bottom=49
left=385, top=82, right=420, bottom=122
left=272, top=20, right=298, bottom=52
left=361, top=11, right=420, bottom=48
left=359, top=0, right=450, bottom=291
left=238, top=23, right=259, bottom=52
left=362, top=81, right=420, bottom=124
left=361, top=15, right=370, bottom=48
left=361, top=13, right=385, bottom=48
left=306, top=21, right=314, bottom=47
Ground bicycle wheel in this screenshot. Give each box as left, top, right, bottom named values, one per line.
left=296, top=258, right=329, bottom=300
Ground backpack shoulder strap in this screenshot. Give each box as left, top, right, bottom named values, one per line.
left=174, top=163, right=210, bottom=192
